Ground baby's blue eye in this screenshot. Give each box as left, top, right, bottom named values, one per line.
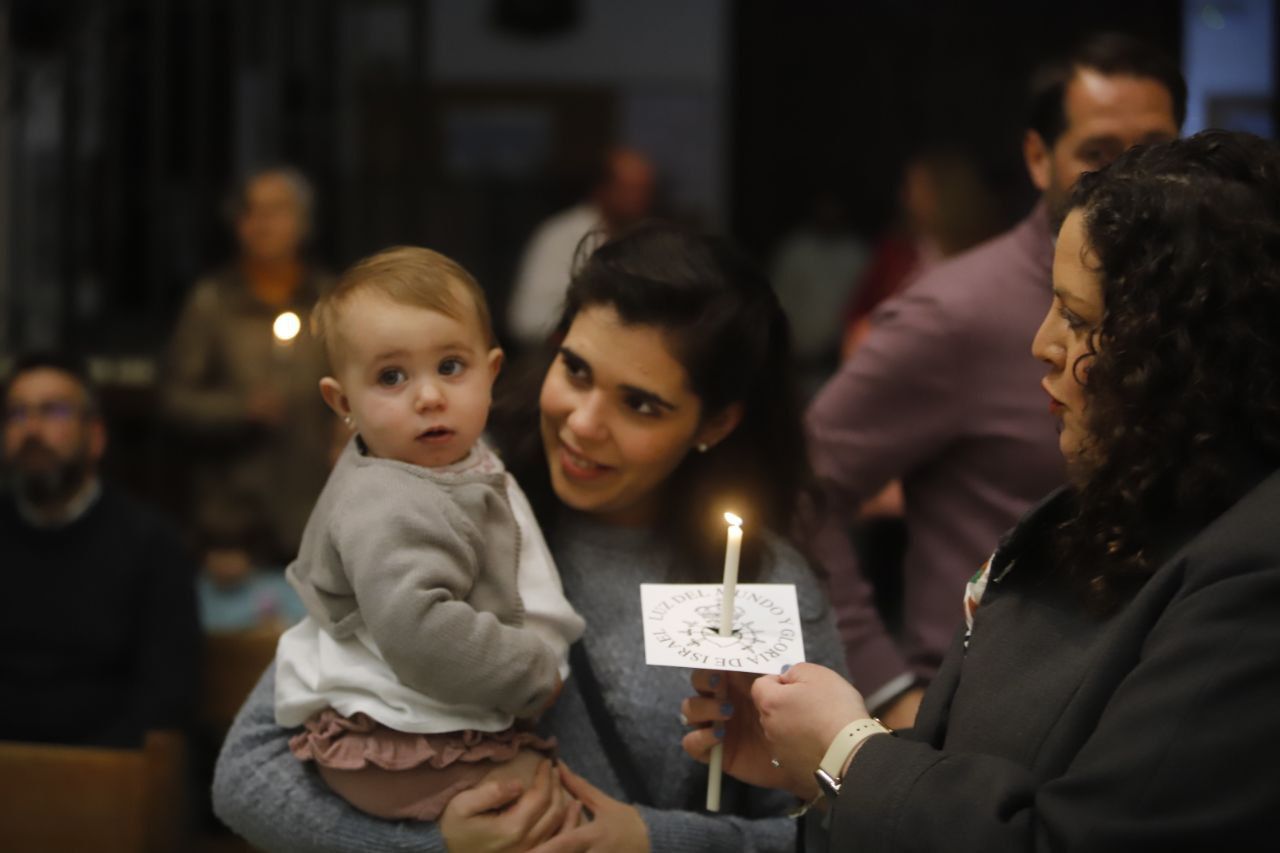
left=439, top=357, right=465, bottom=377
left=378, top=367, right=407, bottom=387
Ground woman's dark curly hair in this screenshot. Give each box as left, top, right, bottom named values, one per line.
left=1058, top=130, right=1280, bottom=606
left=490, top=222, right=812, bottom=582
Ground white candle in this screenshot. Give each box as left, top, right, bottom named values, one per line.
left=707, top=511, right=744, bottom=812
left=706, top=742, right=724, bottom=811
left=719, top=512, right=743, bottom=636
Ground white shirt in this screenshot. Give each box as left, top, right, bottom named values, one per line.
left=770, top=229, right=869, bottom=362
left=506, top=203, right=604, bottom=348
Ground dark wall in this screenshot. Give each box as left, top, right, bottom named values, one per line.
left=6, top=0, right=1187, bottom=353
left=730, top=0, right=1184, bottom=256
left=5, top=0, right=612, bottom=354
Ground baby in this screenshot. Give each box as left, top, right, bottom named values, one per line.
left=273, top=246, right=584, bottom=821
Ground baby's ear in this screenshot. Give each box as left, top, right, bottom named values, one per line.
left=319, top=376, right=350, bottom=418
left=487, top=347, right=504, bottom=379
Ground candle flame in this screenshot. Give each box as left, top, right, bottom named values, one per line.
left=723, top=511, right=743, bottom=528
left=273, top=311, right=301, bottom=342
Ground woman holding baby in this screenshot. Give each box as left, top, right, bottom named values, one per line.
left=213, top=222, right=846, bottom=852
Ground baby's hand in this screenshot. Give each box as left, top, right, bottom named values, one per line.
left=517, top=671, right=563, bottom=717
left=539, top=673, right=564, bottom=716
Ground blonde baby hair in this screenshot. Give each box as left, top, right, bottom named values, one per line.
left=313, top=246, right=494, bottom=370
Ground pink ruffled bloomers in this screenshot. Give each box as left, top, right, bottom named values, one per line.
left=291, top=708, right=557, bottom=821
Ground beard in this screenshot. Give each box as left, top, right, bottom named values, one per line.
left=8, top=438, right=92, bottom=507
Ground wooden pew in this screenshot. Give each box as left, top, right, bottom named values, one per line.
left=0, top=730, right=187, bottom=853
left=200, top=628, right=281, bottom=735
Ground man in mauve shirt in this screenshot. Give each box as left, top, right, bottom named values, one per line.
left=807, top=33, right=1186, bottom=728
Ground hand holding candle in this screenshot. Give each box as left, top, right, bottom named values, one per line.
left=707, top=511, right=744, bottom=812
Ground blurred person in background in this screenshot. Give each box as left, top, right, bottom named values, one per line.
left=770, top=190, right=870, bottom=399
left=835, top=149, right=1004, bottom=635
left=162, top=166, right=336, bottom=570
left=196, top=517, right=307, bottom=633
left=805, top=33, right=1185, bottom=731
left=0, top=352, right=200, bottom=747
left=506, top=146, right=656, bottom=350
left=840, top=146, right=1003, bottom=360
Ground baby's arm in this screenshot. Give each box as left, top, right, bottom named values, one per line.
left=332, top=475, right=561, bottom=719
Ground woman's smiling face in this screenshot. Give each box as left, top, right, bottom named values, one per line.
left=539, top=304, right=731, bottom=527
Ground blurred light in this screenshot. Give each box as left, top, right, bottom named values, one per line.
left=724, top=511, right=743, bottom=527
left=273, top=311, right=301, bottom=342
left=1202, top=3, right=1227, bottom=29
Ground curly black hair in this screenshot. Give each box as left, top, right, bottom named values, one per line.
left=1058, top=130, right=1280, bottom=607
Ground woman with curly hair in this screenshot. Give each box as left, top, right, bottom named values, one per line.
left=682, top=129, right=1280, bottom=851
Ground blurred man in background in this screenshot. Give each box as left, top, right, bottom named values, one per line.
left=506, top=146, right=656, bottom=349
left=806, top=33, right=1185, bottom=729
left=0, top=353, right=199, bottom=747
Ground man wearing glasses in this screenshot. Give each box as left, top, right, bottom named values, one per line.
left=0, top=353, right=199, bottom=747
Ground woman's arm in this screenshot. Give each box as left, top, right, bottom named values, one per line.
left=213, top=663, right=448, bottom=853
left=632, top=802, right=797, bottom=853
left=527, top=765, right=799, bottom=853
left=833, top=561, right=1280, bottom=852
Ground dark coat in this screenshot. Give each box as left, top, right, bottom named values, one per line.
left=831, top=468, right=1280, bottom=851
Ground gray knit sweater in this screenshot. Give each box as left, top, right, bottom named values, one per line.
left=213, top=512, right=846, bottom=852
left=285, top=439, right=558, bottom=718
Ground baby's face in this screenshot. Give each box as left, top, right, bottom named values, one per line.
left=331, top=290, right=501, bottom=468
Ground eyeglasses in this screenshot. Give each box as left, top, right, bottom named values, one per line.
left=3, top=401, right=87, bottom=425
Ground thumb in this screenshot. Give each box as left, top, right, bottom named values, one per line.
left=778, top=661, right=819, bottom=685
left=555, top=762, right=603, bottom=808
left=450, top=778, right=524, bottom=817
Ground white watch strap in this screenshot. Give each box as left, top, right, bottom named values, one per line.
left=818, top=718, right=890, bottom=782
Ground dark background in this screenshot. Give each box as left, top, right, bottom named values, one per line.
left=4, top=0, right=1192, bottom=348
left=1, top=0, right=1272, bottom=501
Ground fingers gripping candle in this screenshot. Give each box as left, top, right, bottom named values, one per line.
left=707, top=511, right=744, bottom=812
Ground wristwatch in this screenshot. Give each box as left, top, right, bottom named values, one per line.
left=814, top=718, right=891, bottom=798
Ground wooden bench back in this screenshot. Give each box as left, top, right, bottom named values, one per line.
left=0, top=730, right=186, bottom=853
left=200, top=628, right=280, bottom=733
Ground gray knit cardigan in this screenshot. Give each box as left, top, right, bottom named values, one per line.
left=286, top=440, right=558, bottom=718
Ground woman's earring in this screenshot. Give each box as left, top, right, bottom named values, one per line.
left=697, top=443, right=709, bottom=453
left=344, top=416, right=354, bottom=429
